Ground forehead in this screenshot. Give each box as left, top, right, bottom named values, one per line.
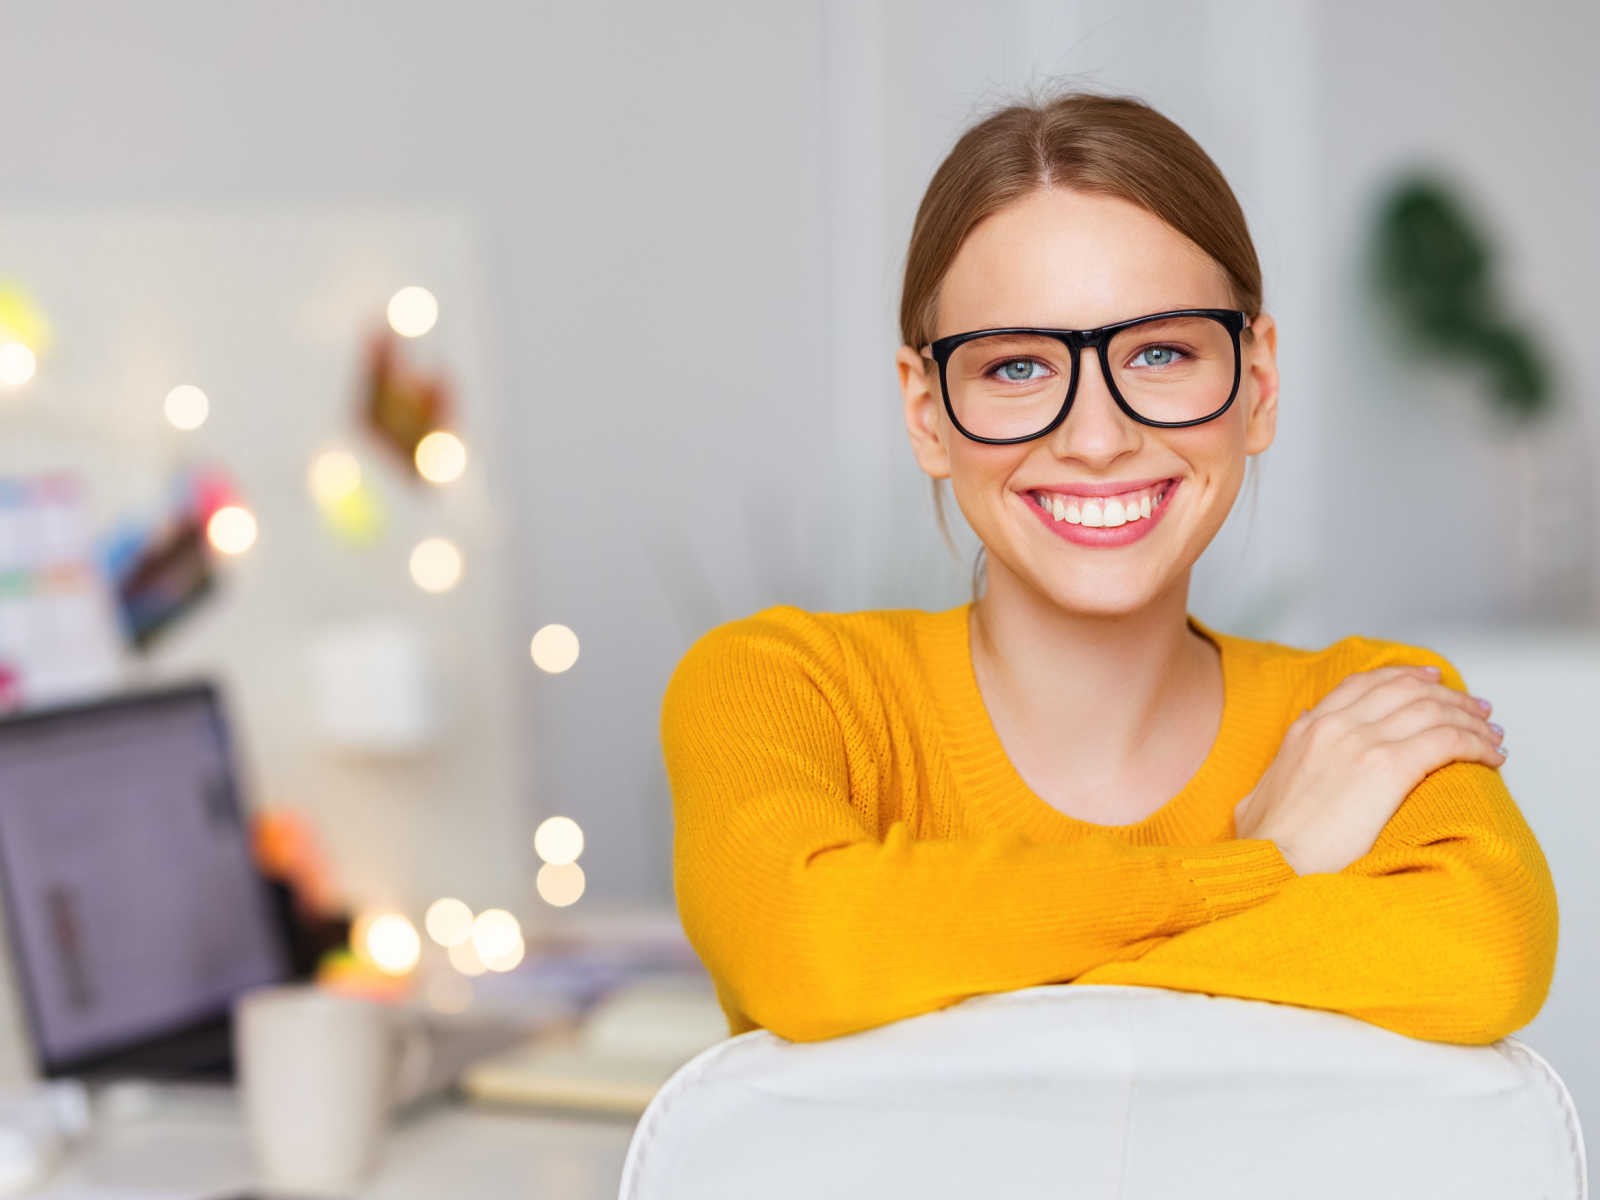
left=934, top=187, right=1231, bottom=334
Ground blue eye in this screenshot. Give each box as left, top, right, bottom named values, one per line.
left=1130, top=344, right=1188, bottom=369
left=991, top=358, right=1050, bottom=383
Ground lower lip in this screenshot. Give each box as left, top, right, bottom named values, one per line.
left=1022, top=479, right=1180, bottom=547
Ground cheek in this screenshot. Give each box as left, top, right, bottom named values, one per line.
left=1185, top=443, right=1250, bottom=523
left=943, top=447, right=1028, bottom=531
left=1177, top=422, right=1248, bottom=481
left=947, top=443, right=1028, bottom=498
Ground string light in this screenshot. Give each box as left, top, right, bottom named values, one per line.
left=534, top=816, right=584, bottom=866
left=207, top=505, right=258, bottom=555
left=424, top=897, right=474, bottom=947
left=309, top=450, right=362, bottom=503
left=471, top=909, right=525, bottom=973
left=409, top=537, right=463, bottom=593
left=536, top=862, right=585, bottom=908
left=164, top=384, right=209, bottom=431
left=308, top=451, right=382, bottom=545
left=529, top=624, right=579, bottom=673
left=387, top=286, right=439, bottom=338
left=414, top=430, right=467, bottom=484
left=0, top=344, right=36, bottom=388
left=363, top=912, right=421, bottom=976
left=0, top=287, right=48, bottom=389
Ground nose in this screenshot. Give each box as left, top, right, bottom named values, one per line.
left=1044, top=343, right=1140, bottom=455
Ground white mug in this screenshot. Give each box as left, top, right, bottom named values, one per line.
left=233, top=984, right=432, bottom=1195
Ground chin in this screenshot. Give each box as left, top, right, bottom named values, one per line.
left=1018, top=570, right=1161, bottom=616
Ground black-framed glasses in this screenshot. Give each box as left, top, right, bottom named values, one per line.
left=920, top=308, right=1251, bottom=444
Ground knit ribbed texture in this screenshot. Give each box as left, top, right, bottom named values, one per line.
left=660, top=603, right=1559, bottom=1046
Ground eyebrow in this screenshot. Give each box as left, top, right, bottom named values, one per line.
left=980, top=306, right=1217, bottom=329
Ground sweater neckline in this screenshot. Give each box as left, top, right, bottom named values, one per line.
left=921, top=601, right=1261, bottom=845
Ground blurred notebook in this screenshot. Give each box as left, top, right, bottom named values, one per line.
left=459, top=971, right=729, bottom=1116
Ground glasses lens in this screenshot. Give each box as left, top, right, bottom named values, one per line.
left=944, top=316, right=1236, bottom=439
left=945, top=333, right=1073, bottom=441
left=1106, top=315, right=1236, bottom=424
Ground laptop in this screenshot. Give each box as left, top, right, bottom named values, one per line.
left=0, top=680, right=561, bottom=1102
left=0, top=681, right=295, bottom=1082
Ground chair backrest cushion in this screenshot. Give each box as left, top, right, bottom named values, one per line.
left=620, top=983, right=1586, bottom=1199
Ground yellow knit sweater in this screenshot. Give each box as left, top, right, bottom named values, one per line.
left=659, top=603, right=1558, bottom=1047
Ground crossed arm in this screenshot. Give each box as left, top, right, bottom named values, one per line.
left=1072, top=652, right=1559, bottom=1046
left=665, top=624, right=1557, bottom=1046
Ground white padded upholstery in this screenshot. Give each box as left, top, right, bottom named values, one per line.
left=620, top=983, right=1586, bottom=1199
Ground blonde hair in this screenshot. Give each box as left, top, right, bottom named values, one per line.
left=899, top=86, right=1265, bottom=602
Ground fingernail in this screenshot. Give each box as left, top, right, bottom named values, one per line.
left=1488, top=722, right=1504, bottom=737
left=1422, top=665, right=1442, bottom=676
left=1498, top=744, right=1509, bottom=758
left=1474, top=697, right=1492, bottom=713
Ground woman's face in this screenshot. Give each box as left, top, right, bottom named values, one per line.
left=896, top=186, right=1279, bottom=617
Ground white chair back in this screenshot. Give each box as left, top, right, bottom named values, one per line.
left=620, top=983, right=1586, bottom=1199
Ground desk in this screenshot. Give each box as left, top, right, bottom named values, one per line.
left=29, top=1082, right=636, bottom=1199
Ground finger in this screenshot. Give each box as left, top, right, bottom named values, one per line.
left=1386, top=718, right=1508, bottom=772
left=1386, top=678, right=1490, bottom=724
left=1309, top=666, right=1454, bottom=725
left=1369, top=678, right=1491, bottom=723
left=1382, top=694, right=1504, bottom=752
left=1323, top=673, right=1487, bottom=733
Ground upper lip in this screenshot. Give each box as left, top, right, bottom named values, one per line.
left=1024, top=476, right=1178, bottom=498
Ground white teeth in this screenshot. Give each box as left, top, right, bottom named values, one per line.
left=1034, top=482, right=1169, bottom=528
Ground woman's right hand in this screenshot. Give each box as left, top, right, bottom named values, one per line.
left=1233, top=665, right=1507, bottom=876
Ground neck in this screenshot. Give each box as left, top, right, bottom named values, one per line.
left=968, top=569, right=1214, bottom=785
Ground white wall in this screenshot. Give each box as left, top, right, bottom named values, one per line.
left=0, top=207, right=528, bottom=917
left=1307, top=0, right=1600, bottom=1161
left=828, top=0, right=1327, bottom=644
left=0, top=0, right=836, bottom=910
left=1312, top=0, right=1600, bottom=635
left=26, top=0, right=1552, bottom=909
left=3, top=3, right=1593, bottom=1131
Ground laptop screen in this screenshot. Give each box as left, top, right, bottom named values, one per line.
left=0, top=683, right=292, bottom=1072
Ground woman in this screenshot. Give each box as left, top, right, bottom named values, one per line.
left=660, top=89, right=1556, bottom=1048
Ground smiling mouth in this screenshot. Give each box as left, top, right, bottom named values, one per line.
left=1024, top=478, right=1178, bottom=527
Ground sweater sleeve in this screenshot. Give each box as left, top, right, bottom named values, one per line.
left=661, top=615, right=1298, bottom=1044
left=1071, top=646, right=1559, bottom=1046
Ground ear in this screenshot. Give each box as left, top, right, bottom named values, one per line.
left=1242, top=311, right=1279, bottom=457
left=898, top=344, right=952, bottom=479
